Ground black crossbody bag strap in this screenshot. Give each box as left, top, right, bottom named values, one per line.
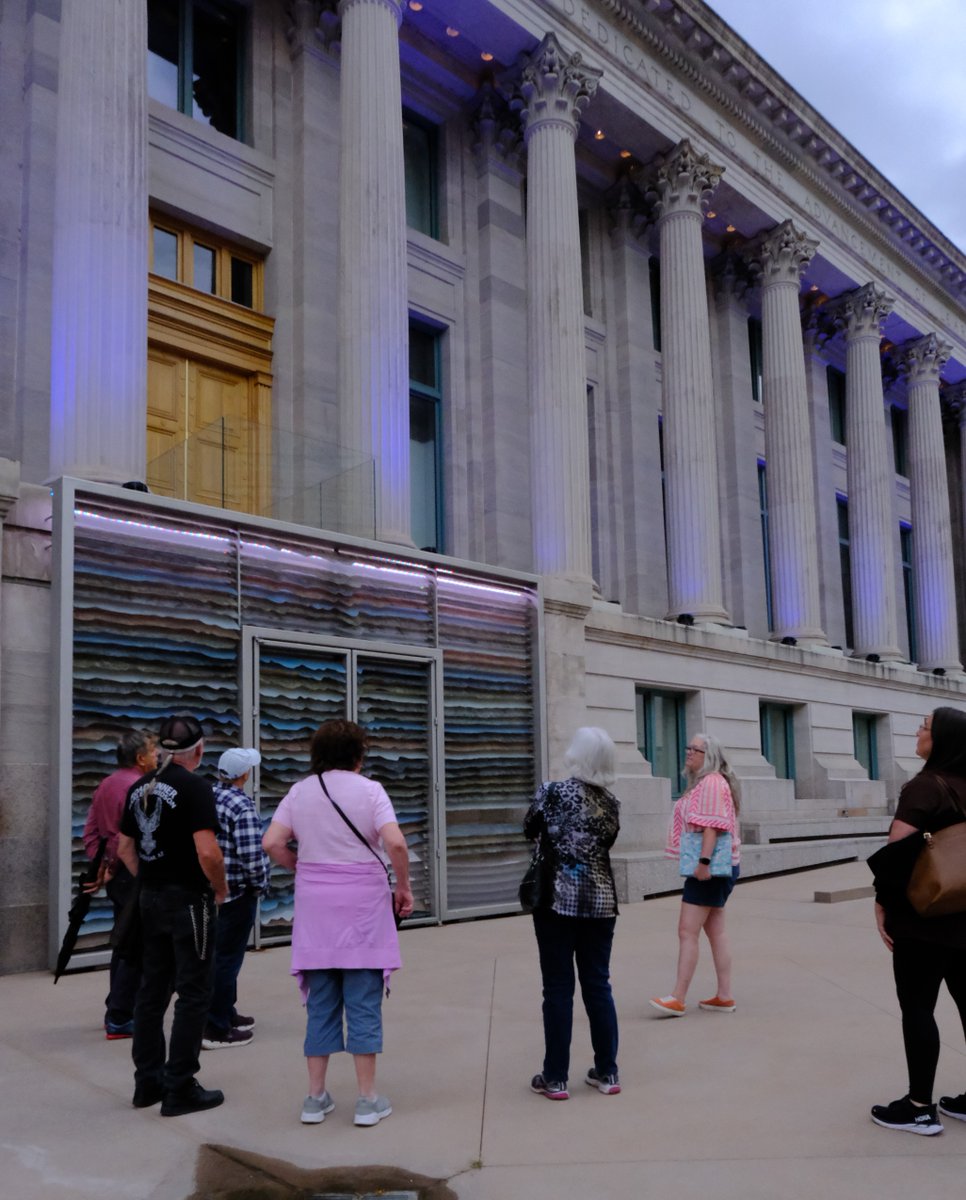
left=318, top=773, right=392, bottom=885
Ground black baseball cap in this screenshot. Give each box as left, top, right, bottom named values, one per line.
left=158, top=713, right=204, bottom=752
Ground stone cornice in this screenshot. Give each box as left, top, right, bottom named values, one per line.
left=593, top=0, right=966, bottom=306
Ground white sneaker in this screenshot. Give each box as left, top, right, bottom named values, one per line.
left=354, top=1094, right=392, bottom=1126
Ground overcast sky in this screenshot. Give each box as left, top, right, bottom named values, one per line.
left=704, top=0, right=966, bottom=254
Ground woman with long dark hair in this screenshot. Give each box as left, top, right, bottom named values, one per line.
left=650, top=732, right=741, bottom=1017
left=524, top=727, right=622, bottom=1101
left=870, top=706, right=966, bottom=1136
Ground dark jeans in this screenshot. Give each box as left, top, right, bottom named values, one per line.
left=893, top=936, right=966, bottom=1103
left=207, top=892, right=257, bottom=1034
left=532, top=908, right=618, bottom=1083
left=133, top=885, right=216, bottom=1096
left=104, top=868, right=139, bottom=1025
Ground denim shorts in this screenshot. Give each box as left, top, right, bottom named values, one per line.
left=303, top=967, right=384, bottom=1056
left=682, top=864, right=740, bottom=908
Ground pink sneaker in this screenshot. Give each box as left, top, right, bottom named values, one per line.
left=649, top=995, right=686, bottom=1016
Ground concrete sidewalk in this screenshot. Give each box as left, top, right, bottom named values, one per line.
left=3, top=862, right=966, bottom=1199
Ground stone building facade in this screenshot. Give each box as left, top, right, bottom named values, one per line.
left=2, top=0, right=966, bottom=971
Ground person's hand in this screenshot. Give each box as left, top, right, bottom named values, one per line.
left=394, top=884, right=414, bottom=920
left=693, top=862, right=711, bottom=882
left=82, top=861, right=111, bottom=894
left=874, top=901, right=893, bottom=951
left=214, top=886, right=229, bottom=906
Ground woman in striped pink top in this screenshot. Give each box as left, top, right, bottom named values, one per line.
left=650, top=733, right=741, bottom=1017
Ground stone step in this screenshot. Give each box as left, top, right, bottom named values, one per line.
left=740, top=816, right=891, bottom=844
left=611, top=834, right=885, bottom=903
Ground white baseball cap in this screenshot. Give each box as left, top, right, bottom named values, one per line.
left=217, top=747, right=261, bottom=779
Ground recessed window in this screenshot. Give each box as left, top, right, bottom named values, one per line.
left=900, top=523, right=916, bottom=662
left=403, top=111, right=439, bottom=239
left=649, top=256, right=662, bottom=352
left=853, top=712, right=879, bottom=780
left=828, top=365, right=846, bottom=445
left=760, top=702, right=795, bottom=780
left=748, top=317, right=763, bottom=405
left=409, top=322, right=443, bottom=553
left=891, top=405, right=908, bottom=476
left=636, top=688, right=686, bottom=797
left=148, top=0, right=246, bottom=141
left=837, top=496, right=853, bottom=650
left=149, top=212, right=263, bottom=310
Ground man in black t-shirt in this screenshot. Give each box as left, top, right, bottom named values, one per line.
left=117, top=713, right=228, bottom=1117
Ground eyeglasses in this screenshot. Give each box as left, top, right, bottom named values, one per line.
left=918, top=718, right=932, bottom=732
left=685, top=744, right=706, bottom=754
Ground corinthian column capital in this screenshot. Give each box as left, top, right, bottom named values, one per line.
left=647, top=139, right=723, bottom=220
left=746, top=219, right=818, bottom=286
left=826, top=282, right=894, bottom=340
left=285, top=1, right=339, bottom=55
left=505, top=32, right=602, bottom=142
left=471, top=81, right=524, bottom=172
left=897, top=332, right=951, bottom=385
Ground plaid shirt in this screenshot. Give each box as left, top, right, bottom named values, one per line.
left=213, top=781, right=271, bottom=903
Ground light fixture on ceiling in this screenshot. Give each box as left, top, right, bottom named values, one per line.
left=594, top=129, right=605, bottom=141
left=409, top=1, right=423, bottom=9
left=809, top=284, right=819, bottom=292
left=481, top=51, right=494, bottom=62
left=619, top=149, right=632, bottom=159
left=726, top=224, right=736, bottom=232
left=446, top=26, right=459, bottom=37
left=706, top=210, right=716, bottom=218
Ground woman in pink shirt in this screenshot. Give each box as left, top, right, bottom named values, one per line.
left=263, top=720, right=413, bottom=1128
left=650, top=732, right=741, bottom=1017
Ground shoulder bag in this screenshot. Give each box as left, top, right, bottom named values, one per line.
left=519, top=784, right=557, bottom=912
left=318, top=774, right=403, bottom=929
left=906, top=776, right=966, bottom=918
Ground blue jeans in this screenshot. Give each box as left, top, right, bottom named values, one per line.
left=532, top=908, right=618, bottom=1083
left=303, top=968, right=384, bottom=1056
left=132, top=885, right=216, bottom=1095
left=104, top=868, right=139, bottom=1025
left=207, top=892, right=257, bottom=1034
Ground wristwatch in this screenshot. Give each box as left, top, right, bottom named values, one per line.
left=698, top=856, right=711, bottom=866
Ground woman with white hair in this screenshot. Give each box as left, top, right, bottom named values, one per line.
left=524, top=726, right=622, bottom=1100
left=650, top=732, right=741, bottom=1017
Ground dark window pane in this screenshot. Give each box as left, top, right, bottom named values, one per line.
left=152, top=227, right=179, bottom=279
left=828, top=365, right=846, bottom=444
left=409, top=326, right=438, bottom=390
left=403, top=114, right=438, bottom=237
left=193, top=243, right=216, bottom=293
left=748, top=317, right=763, bottom=404
left=892, top=405, right=908, bottom=476
left=191, top=1, right=241, bottom=138
left=230, top=257, right=253, bottom=307
left=410, top=393, right=438, bottom=552
left=649, top=256, right=661, bottom=352
left=147, top=2, right=180, bottom=111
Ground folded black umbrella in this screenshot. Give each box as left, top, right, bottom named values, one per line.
left=53, top=838, right=106, bottom=983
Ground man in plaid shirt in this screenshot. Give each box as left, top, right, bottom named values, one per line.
left=202, top=747, right=270, bottom=1049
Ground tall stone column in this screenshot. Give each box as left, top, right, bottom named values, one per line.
left=899, top=334, right=960, bottom=672
left=829, top=284, right=903, bottom=660
left=48, top=0, right=147, bottom=483
left=651, top=140, right=729, bottom=621
left=747, top=221, right=826, bottom=644
left=337, top=0, right=410, bottom=543
left=507, top=33, right=601, bottom=579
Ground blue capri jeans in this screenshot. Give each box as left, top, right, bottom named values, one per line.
left=303, top=968, right=384, bottom=1056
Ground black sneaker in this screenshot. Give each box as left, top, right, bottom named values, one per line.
left=231, top=1011, right=255, bottom=1031
left=870, top=1095, right=942, bottom=1135
left=202, top=1025, right=253, bottom=1050
left=160, top=1080, right=225, bottom=1117
left=585, top=1067, right=621, bottom=1095
left=939, top=1092, right=966, bottom=1122
left=530, top=1073, right=569, bottom=1100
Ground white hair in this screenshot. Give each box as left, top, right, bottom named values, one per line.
left=685, top=732, right=741, bottom=813
left=564, top=726, right=617, bottom=788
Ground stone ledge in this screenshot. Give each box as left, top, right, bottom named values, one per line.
left=813, top=885, right=876, bottom=904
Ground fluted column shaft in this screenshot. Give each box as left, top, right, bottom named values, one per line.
left=901, top=335, right=960, bottom=671
left=754, top=221, right=826, bottom=643
left=835, top=284, right=903, bottom=659
left=49, top=0, right=147, bottom=482
left=655, top=141, right=728, bottom=620
left=509, top=34, right=600, bottom=578
left=337, top=0, right=410, bottom=543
